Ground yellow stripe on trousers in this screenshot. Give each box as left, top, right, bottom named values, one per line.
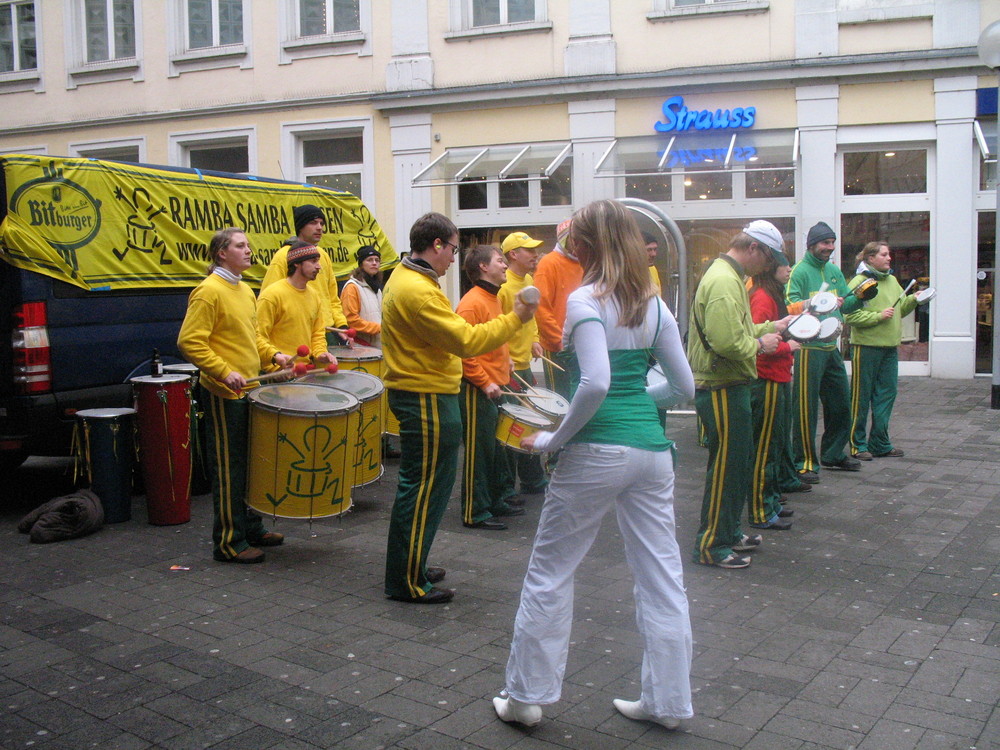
left=700, top=388, right=729, bottom=562
left=796, top=349, right=816, bottom=472
left=209, top=393, right=237, bottom=559
left=405, top=394, right=439, bottom=598
left=849, top=345, right=863, bottom=453
left=751, top=379, right=778, bottom=523
left=462, top=385, right=477, bottom=525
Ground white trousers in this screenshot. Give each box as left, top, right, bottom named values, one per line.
left=504, top=443, right=693, bottom=719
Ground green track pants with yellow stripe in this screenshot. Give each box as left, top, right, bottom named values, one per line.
left=849, top=344, right=899, bottom=456
left=460, top=381, right=517, bottom=525
left=791, top=346, right=852, bottom=475
left=773, top=382, right=802, bottom=492
left=204, top=392, right=265, bottom=561
left=385, top=389, right=461, bottom=600
left=694, top=384, right=753, bottom=564
left=748, top=378, right=786, bottom=525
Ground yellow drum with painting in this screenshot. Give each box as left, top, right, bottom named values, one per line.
left=335, top=345, right=394, bottom=436
left=247, top=383, right=360, bottom=519
left=300, top=370, right=384, bottom=487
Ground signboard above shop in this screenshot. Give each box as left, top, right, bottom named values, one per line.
left=654, top=95, right=757, bottom=133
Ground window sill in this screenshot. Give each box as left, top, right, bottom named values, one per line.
left=67, top=58, right=141, bottom=87
left=647, top=1, right=769, bottom=22
left=283, top=31, right=365, bottom=51
left=171, top=43, right=248, bottom=65
left=444, top=20, right=553, bottom=42
left=0, top=68, right=41, bottom=93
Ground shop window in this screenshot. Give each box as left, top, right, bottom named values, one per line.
left=840, top=211, right=930, bottom=362
left=625, top=173, right=672, bottom=203
left=458, top=178, right=488, bottom=211
left=499, top=176, right=529, bottom=209
left=170, top=128, right=255, bottom=174
left=186, top=0, right=243, bottom=49
left=976, top=211, right=995, bottom=374
left=684, top=170, right=732, bottom=201
left=301, top=133, right=364, bottom=198
left=746, top=168, right=794, bottom=199
left=0, top=1, right=36, bottom=73
left=83, top=0, right=135, bottom=63
left=541, top=160, right=572, bottom=206
left=298, top=0, right=359, bottom=35
left=843, top=149, right=927, bottom=195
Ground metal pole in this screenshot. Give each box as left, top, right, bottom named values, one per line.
left=993, top=73, right=1000, bottom=408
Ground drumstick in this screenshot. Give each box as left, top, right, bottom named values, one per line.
left=891, top=279, right=917, bottom=310
left=245, top=362, right=338, bottom=385
left=325, top=326, right=358, bottom=338
left=511, top=370, right=543, bottom=394
left=502, top=388, right=562, bottom=404
left=537, top=353, right=566, bottom=372
left=501, top=389, right=536, bottom=406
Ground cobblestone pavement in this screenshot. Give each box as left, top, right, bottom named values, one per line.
left=1, top=377, right=997, bottom=749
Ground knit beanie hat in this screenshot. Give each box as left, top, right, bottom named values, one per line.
left=806, top=221, right=836, bottom=247
left=356, top=245, right=380, bottom=264
left=287, top=241, right=320, bottom=270
left=294, top=204, right=324, bottom=235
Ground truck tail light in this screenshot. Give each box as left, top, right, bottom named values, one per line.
left=12, top=302, right=52, bottom=394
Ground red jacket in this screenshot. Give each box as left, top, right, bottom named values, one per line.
left=750, top=287, right=793, bottom=383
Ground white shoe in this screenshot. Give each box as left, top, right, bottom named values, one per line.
left=493, top=695, right=543, bottom=727
left=613, top=698, right=680, bottom=730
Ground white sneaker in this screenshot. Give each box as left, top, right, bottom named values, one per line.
left=493, top=695, right=543, bottom=727
left=612, top=698, right=680, bottom=730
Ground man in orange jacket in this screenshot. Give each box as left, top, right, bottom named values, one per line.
left=532, top=218, right=581, bottom=397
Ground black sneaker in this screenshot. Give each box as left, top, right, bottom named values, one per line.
left=874, top=448, right=904, bottom=458
left=784, top=481, right=812, bottom=493
left=854, top=451, right=873, bottom=461
left=732, top=534, right=762, bottom=552
left=798, top=470, right=820, bottom=484
left=821, top=456, right=861, bottom=471
left=712, top=553, right=751, bottom=569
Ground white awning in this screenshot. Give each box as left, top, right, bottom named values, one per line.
left=411, top=141, right=572, bottom=187
left=975, top=119, right=995, bottom=163
left=593, top=128, right=798, bottom=177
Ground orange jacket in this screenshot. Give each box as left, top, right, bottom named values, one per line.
left=533, top=249, right=583, bottom=352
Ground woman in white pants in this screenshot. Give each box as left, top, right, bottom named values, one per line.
left=494, top=199, right=696, bottom=730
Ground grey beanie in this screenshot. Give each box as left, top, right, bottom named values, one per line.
left=806, top=221, right=836, bottom=247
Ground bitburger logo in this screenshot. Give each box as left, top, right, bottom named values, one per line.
left=10, top=164, right=102, bottom=272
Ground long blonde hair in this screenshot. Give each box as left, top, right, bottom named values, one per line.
left=568, top=199, right=655, bottom=328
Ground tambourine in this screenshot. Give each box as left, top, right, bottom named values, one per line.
left=816, top=317, right=843, bottom=343
left=785, top=313, right=821, bottom=342
left=808, top=291, right=839, bottom=314
left=914, top=287, right=936, bottom=305
left=851, top=277, right=879, bottom=301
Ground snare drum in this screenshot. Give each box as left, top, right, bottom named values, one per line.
left=73, top=408, right=136, bottom=524
left=809, top=291, right=839, bottom=314
left=163, top=362, right=211, bottom=495
left=915, top=287, right=936, bottom=305
left=336, top=345, right=392, bottom=437
left=496, top=404, right=553, bottom=454
left=247, top=383, right=360, bottom=519
left=785, top=313, right=822, bottom=342
left=816, top=317, right=843, bottom=343
left=524, top=387, right=569, bottom=429
left=300, top=370, right=385, bottom=487
left=131, top=374, right=193, bottom=526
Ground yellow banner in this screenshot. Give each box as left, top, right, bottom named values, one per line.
left=0, top=154, right=396, bottom=290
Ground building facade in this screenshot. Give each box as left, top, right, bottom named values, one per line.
left=2, top=0, right=998, bottom=377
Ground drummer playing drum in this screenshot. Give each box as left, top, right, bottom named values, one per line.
left=178, top=227, right=292, bottom=564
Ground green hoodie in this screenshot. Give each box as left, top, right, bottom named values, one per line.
left=844, top=267, right=919, bottom=347
left=786, top=251, right=864, bottom=350
left=688, top=255, right=775, bottom=388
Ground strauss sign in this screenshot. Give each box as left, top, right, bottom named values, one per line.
left=654, top=95, right=757, bottom=133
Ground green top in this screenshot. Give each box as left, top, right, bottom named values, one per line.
left=844, top=269, right=919, bottom=347
left=687, top=255, right=775, bottom=388
left=567, top=349, right=670, bottom=452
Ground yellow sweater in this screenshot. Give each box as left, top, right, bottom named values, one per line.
left=381, top=260, right=523, bottom=394
left=497, top=269, right=539, bottom=370
left=256, top=279, right=328, bottom=362
left=261, top=244, right=348, bottom=329
left=177, top=273, right=275, bottom=399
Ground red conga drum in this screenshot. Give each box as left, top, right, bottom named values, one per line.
left=131, top=374, right=192, bottom=525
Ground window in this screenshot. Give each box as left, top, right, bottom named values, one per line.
left=298, top=0, right=359, bottom=36
left=472, top=0, right=535, bottom=27
left=83, top=0, right=135, bottom=63
left=170, top=128, right=255, bottom=175
left=447, top=0, right=549, bottom=38
left=282, top=119, right=374, bottom=204
left=70, top=137, right=144, bottom=163
left=843, top=150, right=927, bottom=195
left=0, top=1, right=36, bottom=73
left=648, top=0, right=768, bottom=20
left=186, top=0, right=243, bottom=49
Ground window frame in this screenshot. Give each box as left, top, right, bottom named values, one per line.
left=647, top=0, right=769, bottom=22
left=168, top=126, right=257, bottom=175
left=184, top=0, right=245, bottom=51
left=65, top=0, right=142, bottom=88
left=446, top=0, right=551, bottom=41
left=0, top=1, right=37, bottom=73
left=168, top=0, right=251, bottom=76
left=281, top=118, right=375, bottom=207
left=278, top=0, right=370, bottom=63
left=69, top=136, right=146, bottom=163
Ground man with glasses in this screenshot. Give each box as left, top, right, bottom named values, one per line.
left=381, top=213, right=538, bottom=604
left=688, top=221, right=792, bottom=569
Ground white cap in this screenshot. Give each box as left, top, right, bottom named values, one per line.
left=743, top=220, right=785, bottom=255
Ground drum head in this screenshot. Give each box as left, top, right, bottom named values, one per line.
left=500, top=404, right=552, bottom=428
left=248, top=383, right=360, bottom=415
left=300, top=370, right=384, bottom=401
left=818, top=317, right=842, bottom=340
left=854, top=277, right=879, bottom=301
left=526, top=388, right=569, bottom=416
left=76, top=407, right=136, bottom=419
left=130, top=374, right=191, bottom=385
left=809, top=291, right=838, bottom=314
left=915, top=287, right=936, bottom=304
left=164, top=363, right=198, bottom=375
left=786, top=314, right=821, bottom=341
left=336, top=345, right=382, bottom=362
